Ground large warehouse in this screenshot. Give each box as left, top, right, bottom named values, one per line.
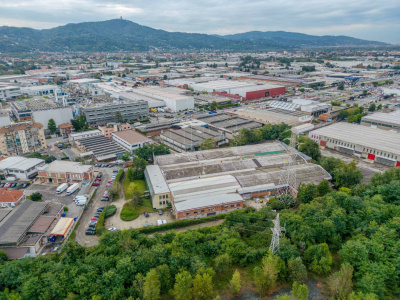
left=190, top=80, right=286, bottom=100
left=309, top=123, right=400, bottom=167
left=361, top=110, right=400, bottom=132
left=145, top=143, right=331, bottom=219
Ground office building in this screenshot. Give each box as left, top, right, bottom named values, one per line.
left=112, top=130, right=152, bottom=154
left=0, top=86, right=21, bottom=101
left=82, top=101, right=148, bottom=126
left=0, top=156, right=45, bottom=180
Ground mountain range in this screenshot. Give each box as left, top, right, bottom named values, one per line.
left=0, top=19, right=389, bottom=53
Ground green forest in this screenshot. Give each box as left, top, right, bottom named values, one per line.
left=0, top=166, right=400, bottom=299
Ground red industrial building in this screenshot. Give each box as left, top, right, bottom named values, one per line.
left=243, top=85, right=286, bottom=100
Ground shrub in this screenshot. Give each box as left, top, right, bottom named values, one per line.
left=95, top=211, right=106, bottom=235
left=120, top=203, right=139, bottom=221
left=115, top=169, right=124, bottom=182
left=104, top=205, right=117, bottom=218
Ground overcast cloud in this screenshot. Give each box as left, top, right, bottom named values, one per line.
left=0, top=0, right=399, bottom=44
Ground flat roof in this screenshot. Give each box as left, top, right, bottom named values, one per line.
left=112, top=130, right=151, bottom=145
left=51, top=218, right=74, bottom=236
left=0, top=201, right=48, bottom=244
left=156, top=142, right=286, bottom=166
left=236, top=108, right=306, bottom=125
left=39, top=161, right=92, bottom=174
left=362, top=110, right=400, bottom=126
left=146, top=165, right=170, bottom=194
left=174, top=193, right=243, bottom=212
left=310, top=123, right=400, bottom=155
left=0, top=157, right=44, bottom=171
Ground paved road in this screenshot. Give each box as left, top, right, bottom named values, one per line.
left=74, top=167, right=117, bottom=247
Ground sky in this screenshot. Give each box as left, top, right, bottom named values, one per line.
left=0, top=0, right=399, bottom=44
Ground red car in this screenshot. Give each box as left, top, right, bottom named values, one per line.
left=92, top=182, right=100, bottom=186
left=91, top=217, right=98, bottom=221
left=6, top=182, right=12, bottom=188
left=108, top=180, right=113, bottom=183
left=96, top=178, right=101, bottom=181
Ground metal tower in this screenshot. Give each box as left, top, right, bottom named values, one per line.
left=270, top=213, right=285, bottom=253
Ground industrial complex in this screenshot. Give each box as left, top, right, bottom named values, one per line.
left=145, top=143, right=331, bottom=219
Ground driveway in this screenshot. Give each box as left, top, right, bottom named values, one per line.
left=63, top=148, right=78, bottom=160
left=74, top=166, right=119, bottom=247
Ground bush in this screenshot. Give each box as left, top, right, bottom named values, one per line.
left=63, top=206, right=69, bottom=213
left=120, top=203, right=139, bottom=221
left=30, top=192, right=42, bottom=201
left=104, top=205, right=117, bottom=218
left=95, top=211, right=106, bottom=235
left=115, top=169, right=124, bottom=182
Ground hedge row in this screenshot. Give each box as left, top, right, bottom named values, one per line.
left=95, top=210, right=106, bottom=235
left=114, top=169, right=125, bottom=183
left=137, top=214, right=225, bottom=234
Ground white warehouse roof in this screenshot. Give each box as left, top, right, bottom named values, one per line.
left=362, top=110, right=400, bottom=126
left=0, top=157, right=44, bottom=171
left=310, top=123, right=400, bottom=156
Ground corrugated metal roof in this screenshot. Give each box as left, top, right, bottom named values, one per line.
left=174, top=193, right=243, bottom=212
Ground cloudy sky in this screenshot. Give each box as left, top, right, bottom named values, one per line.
left=0, top=0, right=399, bottom=44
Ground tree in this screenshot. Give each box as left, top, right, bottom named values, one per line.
left=292, top=281, right=309, bottom=300
left=288, top=257, right=308, bottom=284
left=254, top=250, right=279, bottom=295
left=193, top=272, right=214, bottom=300
left=143, top=269, right=160, bottom=300
left=44, top=156, right=56, bottom=164
left=115, top=111, right=123, bottom=123
left=230, top=270, right=241, bottom=295
left=48, top=118, right=57, bottom=134
left=0, top=250, right=8, bottom=263
left=108, top=183, right=120, bottom=199
left=377, top=104, right=382, bottom=110
left=333, top=161, right=363, bottom=188
left=126, top=167, right=134, bottom=181
left=210, top=101, right=218, bottom=111
left=368, top=103, right=376, bottom=112
left=303, top=243, right=332, bottom=275
left=130, top=191, right=143, bottom=207
left=298, top=137, right=321, bottom=161
left=337, top=82, right=345, bottom=90
left=131, top=157, right=148, bottom=180
left=30, top=192, right=42, bottom=201
left=120, top=152, right=130, bottom=161
left=327, top=263, right=353, bottom=300
left=317, top=180, right=330, bottom=197
left=320, top=157, right=343, bottom=174
left=297, top=183, right=318, bottom=204
left=214, top=253, right=231, bottom=270
left=200, top=138, right=216, bottom=150
left=363, top=90, right=367, bottom=95
left=174, top=271, right=193, bottom=300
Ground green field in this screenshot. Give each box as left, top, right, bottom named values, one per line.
left=123, top=179, right=147, bottom=200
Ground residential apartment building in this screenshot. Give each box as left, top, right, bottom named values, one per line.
left=58, top=123, right=74, bottom=137
left=0, top=123, right=46, bottom=156
left=82, top=101, right=149, bottom=126
left=37, top=161, right=94, bottom=184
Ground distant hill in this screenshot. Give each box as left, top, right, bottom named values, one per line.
left=0, top=19, right=389, bottom=53
left=217, top=31, right=388, bottom=47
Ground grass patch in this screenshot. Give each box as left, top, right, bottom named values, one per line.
left=69, top=231, right=76, bottom=241
left=120, top=203, right=139, bottom=221
left=123, top=179, right=147, bottom=199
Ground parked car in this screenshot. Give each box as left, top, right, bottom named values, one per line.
left=95, top=178, right=101, bottom=181
left=101, top=197, right=109, bottom=201
left=89, top=220, right=97, bottom=225
left=94, top=213, right=101, bottom=218
left=144, top=212, right=149, bottom=218
left=158, top=209, right=163, bottom=215
left=97, top=207, right=105, bottom=211
left=22, top=183, right=30, bottom=188
left=96, top=173, right=102, bottom=178
left=94, top=164, right=99, bottom=167
left=91, top=217, right=98, bottom=221
left=0, top=183, right=4, bottom=188
left=86, top=229, right=96, bottom=235
left=108, top=227, right=118, bottom=231
left=88, top=224, right=96, bottom=230
left=92, top=182, right=100, bottom=186
left=11, top=183, right=17, bottom=188
left=98, top=164, right=102, bottom=167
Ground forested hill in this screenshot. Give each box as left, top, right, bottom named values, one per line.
left=0, top=19, right=388, bottom=53
left=217, top=31, right=388, bottom=47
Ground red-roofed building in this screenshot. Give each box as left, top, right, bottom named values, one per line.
left=58, top=123, right=74, bottom=137
left=0, top=188, right=25, bottom=208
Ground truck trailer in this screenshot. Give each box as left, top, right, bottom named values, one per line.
left=66, top=183, right=80, bottom=195
left=56, top=183, right=69, bottom=194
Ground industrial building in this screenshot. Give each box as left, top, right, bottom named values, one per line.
left=145, top=143, right=331, bottom=219
left=0, top=122, right=46, bottom=156
left=235, top=108, right=312, bottom=126
left=190, top=80, right=286, bottom=100
left=20, top=85, right=58, bottom=96
left=0, top=86, right=21, bottom=101
left=75, top=135, right=126, bottom=161
left=132, top=87, right=195, bottom=112
left=82, top=101, right=149, bottom=126
left=361, top=110, right=400, bottom=132
left=309, top=123, right=400, bottom=167
left=0, top=200, right=64, bottom=259
left=38, top=161, right=95, bottom=183
left=239, top=74, right=308, bottom=87
left=10, top=99, right=56, bottom=121
left=160, top=126, right=226, bottom=152
left=112, top=130, right=152, bottom=154
left=195, top=112, right=263, bottom=139
left=32, top=107, right=73, bottom=130
left=0, top=157, right=45, bottom=180
left=69, top=129, right=102, bottom=142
